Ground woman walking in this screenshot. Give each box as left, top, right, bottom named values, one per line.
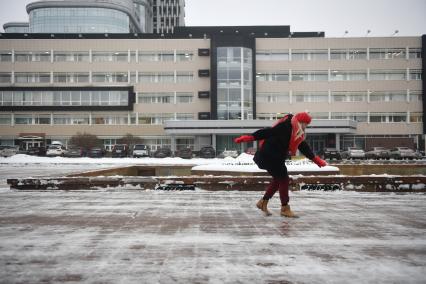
left=234, top=112, right=327, bottom=217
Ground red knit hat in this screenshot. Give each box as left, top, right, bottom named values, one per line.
left=294, top=112, right=312, bottom=124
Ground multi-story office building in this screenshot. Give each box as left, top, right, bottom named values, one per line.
left=152, top=0, right=185, bottom=34
left=3, top=0, right=186, bottom=34
left=3, top=22, right=30, bottom=33
left=25, top=0, right=143, bottom=33
left=0, top=26, right=424, bottom=154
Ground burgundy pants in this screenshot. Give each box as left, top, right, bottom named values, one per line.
left=262, top=177, right=290, bottom=205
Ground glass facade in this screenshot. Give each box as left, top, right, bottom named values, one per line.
left=0, top=90, right=128, bottom=106
left=29, top=8, right=134, bottom=33
left=217, top=47, right=253, bottom=120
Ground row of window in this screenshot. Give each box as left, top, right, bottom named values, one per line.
left=256, top=48, right=422, bottom=61
left=256, top=69, right=422, bottom=82
left=256, top=90, right=422, bottom=103
left=1, top=112, right=421, bottom=125
left=0, top=91, right=200, bottom=106
left=257, top=112, right=423, bottom=123
left=137, top=92, right=194, bottom=104
left=0, top=71, right=196, bottom=84
left=0, top=113, right=195, bottom=125
left=0, top=90, right=128, bottom=106
left=0, top=50, right=195, bottom=63
left=0, top=89, right=420, bottom=106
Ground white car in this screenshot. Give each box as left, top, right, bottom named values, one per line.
left=341, top=147, right=365, bottom=159
left=219, top=149, right=239, bottom=158
left=0, top=145, right=18, bottom=157
left=132, top=144, right=150, bottom=158
left=46, top=145, right=66, bottom=157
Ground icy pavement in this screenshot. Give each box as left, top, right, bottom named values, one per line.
left=0, top=189, right=425, bottom=283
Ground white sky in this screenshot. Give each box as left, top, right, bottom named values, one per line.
left=0, top=0, right=425, bottom=36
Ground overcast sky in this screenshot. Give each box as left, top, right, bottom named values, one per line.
left=1, top=0, right=425, bottom=37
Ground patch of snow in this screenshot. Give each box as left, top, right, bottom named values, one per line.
left=192, top=154, right=339, bottom=173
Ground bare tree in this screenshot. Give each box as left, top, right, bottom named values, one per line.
left=69, top=132, right=102, bottom=149
left=117, top=133, right=143, bottom=147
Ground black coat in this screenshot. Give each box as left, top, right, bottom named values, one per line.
left=252, top=114, right=315, bottom=178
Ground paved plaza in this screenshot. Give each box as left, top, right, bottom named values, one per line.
left=0, top=188, right=425, bottom=283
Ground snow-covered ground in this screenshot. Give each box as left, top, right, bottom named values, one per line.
left=1, top=153, right=338, bottom=174
left=0, top=189, right=425, bottom=283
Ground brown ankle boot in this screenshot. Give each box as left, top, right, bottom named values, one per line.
left=281, top=205, right=298, bottom=218
left=256, top=199, right=272, bottom=216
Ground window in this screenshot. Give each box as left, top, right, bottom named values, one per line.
left=292, top=70, right=328, bottom=81
left=176, top=113, right=194, bottom=120
left=292, top=49, right=328, bottom=61
left=330, top=70, right=367, bottom=81
left=370, top=70, right=406, bottom=81
left=92, top=72, right=128, bottom=83
left=14, top=114, right=33, bottom=125
left=409, top=69, right=422, bottom=80
left=369, top=91, right=406, bottom=102
left=331, top=112, right=368, bottom=122
left=92, top=52, right=128, bottom=62
left=54, top=51, right=89, bottom=62
left=0, top=73, right=12, bottom=84
left=15, top=51, right=51, bottom=62
left=176, top=72, right=193, bottom=83
left=53, top=114, right=89, bottom=125
left=408, top=48, right=421, bottom=59
left=138, top=113, right=174, bottom=124
left=369, top=48, right=405, bottom=60
left=410, top=112, right=422, bottom=123
left=53, top=73, right=89, bottom=83
left=310, top=112, right=329, bottom=119
left=293, top=92, right=328, bottom=103
left=138, top=72, right=175, bottom=83
left=138, top=51, right=174, bottom=62
left=15, top=73, right=51, bottom=84
left=92, top=114, right=129, bottom=125
left=34, top=114, right=51, bottom=124
left=409, top=91, right=422, bottom=102
left=256, top=50, right=289, bottom=61
left=256, top=71, right=289, bottom=82
left=176, top=51, right=193, bottom=61
left=0, top=114, right=11, bottom=125
left=331, top=91, right=367, bottom=102
left=176, top=92, right=193, bottom=103
left=138, top=92, right=174, bottom=104
left=257, top=92, right=289, bottom=103
left=370, top=112, right=407, bottom=123
left=330, top=49, right=367, bottom=60
left=0, top=51, right=12, bottom=62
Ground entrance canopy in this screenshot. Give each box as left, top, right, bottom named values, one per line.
left=164, top=119, right=357, bottom=135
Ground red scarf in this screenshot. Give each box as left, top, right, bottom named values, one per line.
left=259, top=114, right=306, bottom=156
left=289, top=115, right=306, bottom=156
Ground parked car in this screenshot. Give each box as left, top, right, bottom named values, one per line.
left=415, top=150, right=424, bottom=160
left=46, top=145, right=66, bottom=157
left=87, top=147, right=105, bottom=158
left=199, top=146, right=216, bottom=158
left=112, top=144, right=129, bottom=158
left=27, top=146, right=46, bottom=156
left=153, top=147, right=172, bottom=158
left=0, top=145, right=18, bottom=157
left=389, top=147, right=417, bottom=160
left=318, top=148, right=341, bottom=160
left=365, top=147, right=390, bottom=160
left=176, top=147, right=193, bottom=159
left=132, top=144, right=150, bottom=158
left=340, top=147, right=365, bottom=160
left=218, top=149, right=239, bottom=158
left=64, top=146, right=86, bottom=157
